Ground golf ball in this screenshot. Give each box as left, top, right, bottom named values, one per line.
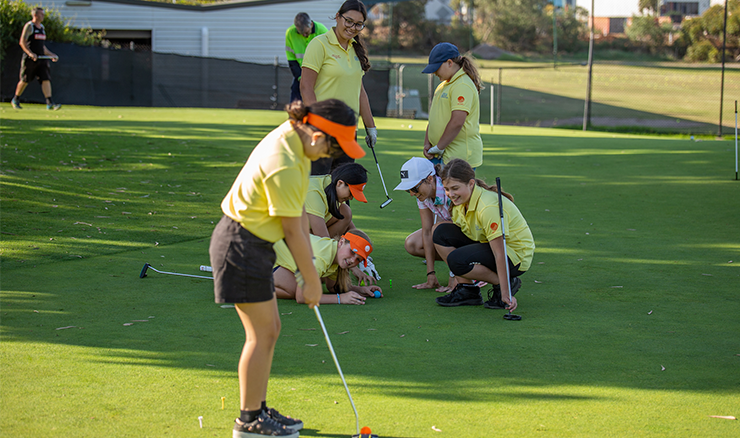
left=373, top=291, right=381, bottom=298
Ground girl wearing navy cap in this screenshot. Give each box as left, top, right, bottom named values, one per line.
left=422, top=43, right=483, bottom=169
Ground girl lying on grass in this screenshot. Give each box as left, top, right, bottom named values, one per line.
left=273, top=229, right=382, bottom=305
left=433, top=159, right=534, bottom=311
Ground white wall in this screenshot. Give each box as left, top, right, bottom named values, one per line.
left=40, top=0, right=344, bottom=64
left=577, top=0, right=724, bottom=18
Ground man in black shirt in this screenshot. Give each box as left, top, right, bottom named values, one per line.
left=11, top=7, right=61, bottom=110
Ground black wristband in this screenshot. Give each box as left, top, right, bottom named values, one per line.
left=427, top=270, right=436, bottom=276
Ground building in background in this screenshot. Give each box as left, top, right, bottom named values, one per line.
left=37, top=0, right=343, bottom=64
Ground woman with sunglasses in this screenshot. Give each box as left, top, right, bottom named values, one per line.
left=393, top=157, right=459, bottom=293
left=273, top=229, right=382, bottom=305
left=209, top=98, right=364, bottom=438
left=301, top=0, right=377, bottom=176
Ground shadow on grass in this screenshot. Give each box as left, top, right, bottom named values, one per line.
left=3, top=116, right=739, bottom=406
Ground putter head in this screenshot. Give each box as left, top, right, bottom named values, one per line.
left=504, top=313, right=522, bottom=321
left=139, top=263, right=151, bottom=278
left=380, top=198, right=393, bottom=209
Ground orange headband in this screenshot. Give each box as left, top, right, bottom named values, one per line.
left=303, top=113, right=365, bottom=159
left=342, top=232, right=373, bottom=267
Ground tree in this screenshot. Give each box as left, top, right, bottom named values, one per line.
left=638, top=0, right=659, bottom=14
left=626, top=15, right=672, bottom=54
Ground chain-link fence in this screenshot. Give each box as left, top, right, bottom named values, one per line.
left=1, top=42, right=390, bottom=116
left=386, top=61, right=740, bottom=135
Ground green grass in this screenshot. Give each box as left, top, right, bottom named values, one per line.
left=2, top=104, right=740, bottom=437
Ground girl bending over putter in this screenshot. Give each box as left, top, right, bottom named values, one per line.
left=209, top=98, right=364, bottom=438
left=433, top=159, right=534, bottom=311
left=273, top=230, right=382, bottom=305
left=393, top=157, right=457, bottom=292
left=305, top=163, right=380, bottom=282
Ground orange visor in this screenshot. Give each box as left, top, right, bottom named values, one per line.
left=303, top=113, right=365, bottom=159
left=342, top=232, right=373, bottom=267
left=348, top=183, right=368, bottom=203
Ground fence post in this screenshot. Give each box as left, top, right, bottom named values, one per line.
left=718, top=0, right=729, bottom=137
left=271, top=56, right=278, bottom=109
left=497, top=68, right=502, bottom=125
left=490, top=77, right=494, bottom=131
left=398, top=64, right=405, bottom=116
left=583, top=0, right=595, bottom=131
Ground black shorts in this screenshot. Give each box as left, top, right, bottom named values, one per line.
left=209, top=216, right=276, bottom=304
left=433, top=222, right=525, bottom=278
left=20, top=57, right=51, bottom=84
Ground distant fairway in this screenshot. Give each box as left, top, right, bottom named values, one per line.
left=379, top=57, right=740, bottom=134
left=1, top=105, right=738, bottom=437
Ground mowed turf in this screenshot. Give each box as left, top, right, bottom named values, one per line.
left=1, top=104, right=739, bottom=437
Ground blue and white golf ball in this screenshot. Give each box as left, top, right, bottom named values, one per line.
left=373, top=291, right=381, bottom=298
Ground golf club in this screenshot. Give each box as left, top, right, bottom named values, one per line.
left=496, top=177, right=522, bottom=321
left=313, top=306, right=378, bottom=438
left=36, top=55, right=56, bottom=60
left=367, top=143, right=393, bottom=209
left=139, top=263, right=213, bottom=280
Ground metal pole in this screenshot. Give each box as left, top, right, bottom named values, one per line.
left=271, top=56, right=278, bottom=109
left=490, top=77, right=494, bottom=131
left=398, top=64, right=405, bottom=116
left=497, top=68, right=502, bottom=125
left=553, top=2, right=558, bottom=69
left=718, top=0, right=728, bottom=137
left=583, top=0, right=595, bottom=131
left=735, top=100, right=738, bottom=180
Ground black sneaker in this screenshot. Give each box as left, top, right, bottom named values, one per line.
left=435, top=283, right=482, bottom=307
left=484, top=277, right=521, bottom=309
left=267, top=407, right=303, bottom=431
left=233, top=411, right=299, bottom=438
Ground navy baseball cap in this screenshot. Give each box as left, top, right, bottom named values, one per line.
left=422, top=43, right=460, bottom=74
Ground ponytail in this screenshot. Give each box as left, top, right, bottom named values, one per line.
left=325, top=163, right=368, bottom=219
left=353, top=35, right=371, bottom=72
left=453, top=56, right=482, bottom=93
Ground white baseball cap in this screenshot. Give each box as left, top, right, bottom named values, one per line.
left=394, top=157, right=435, bottom=191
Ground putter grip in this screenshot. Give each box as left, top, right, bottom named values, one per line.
left=496, top=177, right=504, bottom=218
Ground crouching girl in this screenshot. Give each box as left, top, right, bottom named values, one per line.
left=433, top=159, right=534, bottom=311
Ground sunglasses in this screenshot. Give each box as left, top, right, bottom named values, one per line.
left=406, top=179, right=425, bottom=194
left=340, top=14, right=365, bottom=30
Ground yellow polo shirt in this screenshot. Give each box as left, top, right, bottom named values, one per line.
left=305, top=174, right=333, bottom=221
left=428, top=68, right=482, bottom=168
left=302, top=28, right=364, bottom=115
left=451, top=185, right=534, bottom=271
left=274, top=234, right=339, bottom=280
left=221, top=121, right=310, bottom=243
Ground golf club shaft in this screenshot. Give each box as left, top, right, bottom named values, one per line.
left=496, top=178, right=514, bottom=312
left=313, top=306, right=360, bottom=436
left=369, top=145, right=391, bottom=199
left=144, top=263, right=213, bottom=280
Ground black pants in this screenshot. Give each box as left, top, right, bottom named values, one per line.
left=433, top=222, right=524, bottom=278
